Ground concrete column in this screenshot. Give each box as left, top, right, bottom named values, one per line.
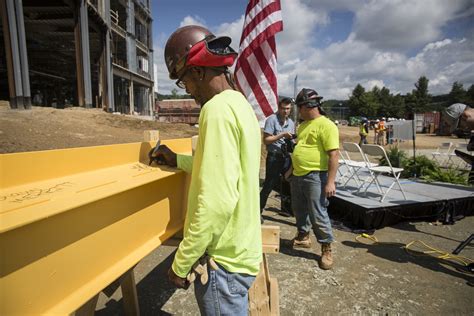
left=147, top=18, right=154, bottom=113
left=149, top=87, right=154, bottom=117
left=126, top=0, right=136, bottom=72
left=74, top=7, right=84, bottom=107
left=80, top=0, right=92, bottom=108
left=74, top=0, right=92, bottom=108
left=148, top=1, right=156, bottom=115
left=14, top=0, right=31, bottom=108
left=102, top=0, right=114, bottom=112
left=2, top=0, right=24, bottom=109
left=129, top=80, right=134, bottom=114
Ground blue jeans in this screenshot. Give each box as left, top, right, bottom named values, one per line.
left=290, top=171, right=334, bottom=243
left=194, top=264, right=255, bottom=316
left=260, top=151, right=286, bottom=211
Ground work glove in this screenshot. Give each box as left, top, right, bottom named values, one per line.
left=186, top=256, right=219, bottom=285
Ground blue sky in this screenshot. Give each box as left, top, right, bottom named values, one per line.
left=152, top=0, right=474, bottom=100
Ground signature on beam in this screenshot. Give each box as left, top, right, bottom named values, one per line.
left=0, top=182, right=75, bottom=203
left=131, top=163, right=155, bottom=171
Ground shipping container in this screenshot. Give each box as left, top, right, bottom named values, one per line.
left=423, top=111, right=440, bottom=133
left=415, top=111, right=441, bottom=133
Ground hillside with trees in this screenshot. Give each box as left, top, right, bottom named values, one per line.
left=325, top=77, right=474, bottom=119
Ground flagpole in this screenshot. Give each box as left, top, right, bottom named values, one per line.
left=292, top=75, right=298, bottom=124
left=293, top=75, right=298, bottom=98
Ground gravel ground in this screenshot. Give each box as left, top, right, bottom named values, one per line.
left=95, top=191, right=474, bottom=315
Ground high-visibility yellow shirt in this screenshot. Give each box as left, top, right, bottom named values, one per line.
left=359, top=123, right=368, bottom=136
left=292, top=116, right=339, bottom=176
left=172, top=89, right=262, bottom=278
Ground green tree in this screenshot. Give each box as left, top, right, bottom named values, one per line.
left=377, top=87, right=391, bottom=117
left=348, top=84, right=366, bottom=116
left=466, top=84, right=474, bottom=106
left=412, top=76, right=431, bottom=112
left=390, top=94, right=405, bottom=118
left=171, top=88, right=179, bottom=98
left=404, top=92, right=416, bottom=118
left=448, top=81, right=467, bottom=104
left=359, top=91, right=379, bottom=117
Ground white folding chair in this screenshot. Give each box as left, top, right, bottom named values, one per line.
left=361, top=144, right=408, bottom=202
left=431, top=142, right=453, bottom=165
left=341, top=142, right=381, bottom=193
left=337, top=150, right=347, bottom=182
left=337, top=149, right=361, bottom=187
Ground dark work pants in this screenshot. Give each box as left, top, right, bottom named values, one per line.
left=260, top=152, right=285, bottom=212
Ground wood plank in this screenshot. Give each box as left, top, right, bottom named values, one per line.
left=269, top=277, right=279, bottom=316
left=249, top=261, right=270, bottom=315
left=143, top=130, right=159, bottom=142
left=262, top=225, right=280, bottom=254
left=120, top=268, right=140, bottom=316
left=263, top=254, right=271, bottom=294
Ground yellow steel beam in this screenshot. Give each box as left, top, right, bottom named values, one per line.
left=0, top=139, right=191, bottom=315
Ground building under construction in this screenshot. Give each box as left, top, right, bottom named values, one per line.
left=0, top=0, right=154, bottom=115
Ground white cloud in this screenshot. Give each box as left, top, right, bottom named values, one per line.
left=278, top=0, right=328, bottom=61
left=403, top=34, right=474, bottom=94
left=353, top=0, right=472, bottom=51
left=216, top=15, right=245, bottom=52
left=154, top=0, right=474, bottom=101
left=179, top=15, right=206, bottom=28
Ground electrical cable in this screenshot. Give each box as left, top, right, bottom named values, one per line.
left=355, top=233, right=379, bottom=244
left=405, top=240, right=473, bottom=267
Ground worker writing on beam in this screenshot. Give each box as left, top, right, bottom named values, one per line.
left=151, top=25, right=262, bottom=315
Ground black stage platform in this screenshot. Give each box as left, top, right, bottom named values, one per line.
left=330, top=167, right=474, bottom=229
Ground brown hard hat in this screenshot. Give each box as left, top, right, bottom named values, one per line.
left=164, top=25, right=212, bottom=79
left=164, top=25, right=236, bottom=79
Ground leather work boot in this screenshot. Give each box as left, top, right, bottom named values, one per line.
left=319, top=243, right=333, bottom=270
left=292, top=231, right=311, bottom=248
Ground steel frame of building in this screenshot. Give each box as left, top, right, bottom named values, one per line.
left=0, top=0, right=154, bottom=115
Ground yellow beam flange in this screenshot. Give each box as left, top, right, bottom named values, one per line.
left=0, top=139, right=191, bottom=315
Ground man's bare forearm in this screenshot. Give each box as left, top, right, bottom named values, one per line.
left=327, top=150, right=340, bottom=183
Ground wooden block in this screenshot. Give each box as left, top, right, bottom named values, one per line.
left=249, top=262, right=270, bottom=316
left=120, top=268, right=140, bottom=316
left=269, top=277, right=279, bottom=316
left=143, top=130, right=160, bottom=142
left=262, top=254, right=271, bottom=294
left=262, top=225, right=280, bottom=254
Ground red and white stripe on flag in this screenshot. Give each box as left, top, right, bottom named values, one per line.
left=235, top=0, right=283, bottom=126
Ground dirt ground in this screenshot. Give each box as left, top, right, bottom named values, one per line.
left=1, top=104, right=473, bottom=314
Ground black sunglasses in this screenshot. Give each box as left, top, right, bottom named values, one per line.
left=175, top=68, right=190, bottom=89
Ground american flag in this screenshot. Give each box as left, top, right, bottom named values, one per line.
left=235, top=0, right=283, bottom=125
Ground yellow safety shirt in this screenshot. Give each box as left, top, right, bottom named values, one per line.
left=172, top=89, right=262, bottom=278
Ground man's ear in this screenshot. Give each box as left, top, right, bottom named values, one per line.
left=191, top=67, right=205, bottom=81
